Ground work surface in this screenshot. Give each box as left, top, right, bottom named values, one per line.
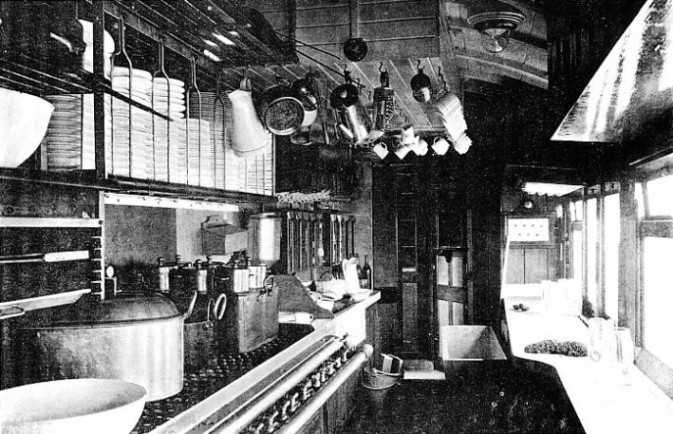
left=503, top=293, right=673, bottom=434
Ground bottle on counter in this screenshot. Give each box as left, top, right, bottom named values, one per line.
left=362, top=255, right=372, bottom=290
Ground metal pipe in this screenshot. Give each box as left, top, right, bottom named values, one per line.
left=208, top=338, right=345, bottom=433
left=275, top=344, right=373, bottom=434
left=273, top=30, right=340, bottom=60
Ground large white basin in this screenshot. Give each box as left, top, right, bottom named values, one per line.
left=0, top=379, right=146, bottom=434
left=0, top=87, right=54, bottom=168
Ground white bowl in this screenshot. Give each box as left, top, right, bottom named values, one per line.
left=0, top=88, right=54, bottom=168
left=0, top=379, right=147, bottom=434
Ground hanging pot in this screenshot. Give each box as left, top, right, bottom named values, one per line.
left=228, top=77, right=272, bottom=158
left=330, top=72, right=373, bottom=144
left=256, top=84, right=305, bottom=136
left=411, top=62, right=433, bottom=103
left=343, top=37, right=368, bottom=62
left=291, top=76, right=319, bottom=128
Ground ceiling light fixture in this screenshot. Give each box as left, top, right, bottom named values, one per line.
left=212, top=32, right=236, bottom=46
left=203, top=49, right=221, bottom=62
left=467, top=0, right=525, bottom=54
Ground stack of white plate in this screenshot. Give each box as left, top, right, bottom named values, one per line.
left=246, top=149, right=274, bottom=195
left=189, top=92, right=225, bottom=189
left=109, top=67, right=153, bottom=178
left=152, top=77, right=186, bottom=120
left=186, top=118, right=214, bottom=187
left=223, top=97, right=240, bottom=191
left=151, top=76, right=186, bottom=183
left=153, top=115, right=187, bottom=184
left=43, top=94, right=111, bottom=171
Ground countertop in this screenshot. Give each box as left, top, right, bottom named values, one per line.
left=503, top=292, right=673, bottom=434
left=151, top=291, right=380, bottom=433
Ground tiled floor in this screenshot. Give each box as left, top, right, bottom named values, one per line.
left=345, top=364, right=585, bottom=433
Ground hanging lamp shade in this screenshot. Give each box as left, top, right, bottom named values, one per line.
left=466, top=0, right=525, bottom=53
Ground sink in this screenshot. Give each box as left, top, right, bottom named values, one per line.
left=0, top=379, right=146, bottom=434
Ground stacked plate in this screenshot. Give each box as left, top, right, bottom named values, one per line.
left=153, top=115, right=187, bottom=184
left=189, top=92, right=225, bottom=189
left=43, top=94, right=111, bottom=171
left=186, top=118, right=214, bottom=187
left=151, top=76, right=187, bottom=183
left=223, top=97, right=240, bottom=191
left=109, top=67, right=153, bottom=178
left=152, top=77, right=186, bottom=120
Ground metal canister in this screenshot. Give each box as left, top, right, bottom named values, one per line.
left=248, top=213, right=281, bottom=267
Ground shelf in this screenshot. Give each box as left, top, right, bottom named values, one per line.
left=0, top=217, right=103, bottom=228
left=0, top=289, right=91, bottom=321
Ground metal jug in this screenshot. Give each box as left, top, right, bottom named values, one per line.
left=330, top=71, right=372, bottom=144
left=227, top=77, right=272, bottom=158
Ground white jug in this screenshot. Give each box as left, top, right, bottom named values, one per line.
left=227, top=80, right=271, bottom=158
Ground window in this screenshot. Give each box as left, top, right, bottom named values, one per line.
left=586, top=198, right=598, bottom=309
left=604, top=194, right=620, bottom=319
left=639, top=173, right=673, bottom=371
left=642, top=237, right=673, bottom=369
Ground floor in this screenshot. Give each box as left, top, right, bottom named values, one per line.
left=345, top=363, right=585, bottom=434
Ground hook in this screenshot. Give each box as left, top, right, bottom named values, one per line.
left=343, top=63, right=349, bottom=74
left=378, top=62, right=385, bottom=73
left=416, top=59, right=423, bottom=71
left=437, top=66, right=447, bottom=90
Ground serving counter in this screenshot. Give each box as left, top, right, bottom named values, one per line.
left=139, top=291, right=380, bottom=434
left=502, top=288, right=673, bottom=434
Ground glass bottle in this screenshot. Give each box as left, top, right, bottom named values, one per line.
left=362, top=255, right=372, bottom=290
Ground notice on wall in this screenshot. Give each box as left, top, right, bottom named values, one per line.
left=507, top=218, right=550, bottom=242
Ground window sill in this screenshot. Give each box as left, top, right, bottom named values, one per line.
left=504, top=295, right=673, bottom=434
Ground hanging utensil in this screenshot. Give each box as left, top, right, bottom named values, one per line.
left=372, top=62, right=396, bottom=132
left=257, top=71, right=305, bottom=136
left=228, top=70, right=272, bottom=157
left=411, top=60, right=433, bottom=103
left=330, top=69, right=372, bottom=144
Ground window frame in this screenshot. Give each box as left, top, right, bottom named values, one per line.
left=633, top=173, right=673, bottom=398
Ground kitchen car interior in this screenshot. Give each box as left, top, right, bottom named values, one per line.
left=1, top=0, right=673, bottom=433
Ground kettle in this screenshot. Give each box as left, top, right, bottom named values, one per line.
left=410, top=61, right=433, bottom=103
left=330, top=71, right=373, bottom=144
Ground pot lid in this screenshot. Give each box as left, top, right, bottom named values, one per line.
left=43, top=294, right=181, bottom=326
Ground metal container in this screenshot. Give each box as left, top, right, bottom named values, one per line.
left=248, top=213, right=281, bottom=267
left=256, top=85, right=305, bottom=136
left=21, top=292, right=196, bottom=401
left=184, top=293, right=226, bottom=373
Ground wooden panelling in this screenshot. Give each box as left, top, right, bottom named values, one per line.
left=372, top=167, right=398, bottom=288
left=296, top=5, right=349, bottom=28
left=402, top=282, right=418, bottom=354
left=376, top=293, right=402, bottom=355
left=104, top=205, right=177, bottom=266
